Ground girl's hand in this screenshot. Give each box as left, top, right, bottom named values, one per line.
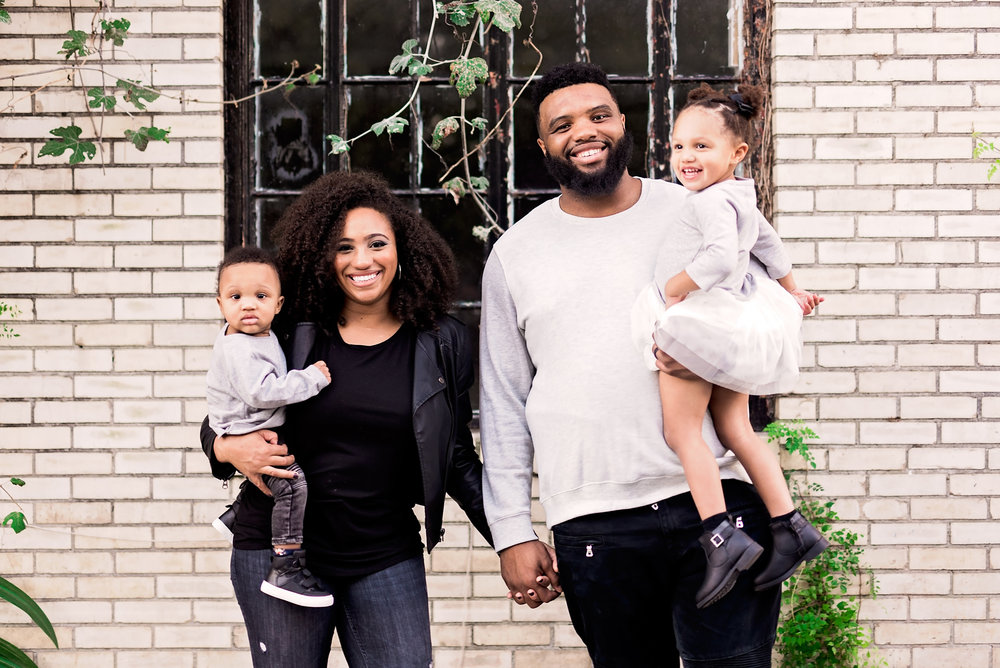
left=790, top=289, right=823, bottom=315
left=312, top=360, right=331, bottom=382
left=214, top=429, right=294, bottom=496
left=663, top=293, right=688, bottom=310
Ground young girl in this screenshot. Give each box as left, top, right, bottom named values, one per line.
left=631, top=83, right=827, bottom=609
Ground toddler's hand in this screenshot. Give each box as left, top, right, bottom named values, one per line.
left=663, top=293, right=687, bottom=310
left=312, top=360, right=331, bottom=382
left=790, top=289, right=823, bottom=315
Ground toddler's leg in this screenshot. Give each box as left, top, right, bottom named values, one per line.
left=708, top=386, right=794, bottom=518
left=658, top=371, right=724, bottom=520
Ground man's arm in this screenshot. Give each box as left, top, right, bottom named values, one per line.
left=479, top=252, right=560, bottom=606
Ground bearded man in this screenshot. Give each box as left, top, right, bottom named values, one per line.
left=479, top=62, right=781, bottom=667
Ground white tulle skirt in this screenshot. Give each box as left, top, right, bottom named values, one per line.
left=630, top=275, right=803, bottom=395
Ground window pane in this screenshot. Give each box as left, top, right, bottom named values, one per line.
left=344, top=84, right=413, bottom=188
left=256, top=196, right=297, bottom=250
left=614, top=84, right=651, bottom=178
left=418, top=86, right=484, bottom=190
left=256, top=84, right=326, bottom=191
left=675, top=0, right=737, bottom=76
left=418, top=196, right=487, bottom=304
left=256, top=0, right=324, bottom=78
left=586, top=0, right=649, bottom=76
left=512, top=0, right=576, bottom=77
left=512, top=101, right=555, bottom=190
left=346, top=0, right=412, bottom=76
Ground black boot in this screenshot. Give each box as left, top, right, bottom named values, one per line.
left=753, top=510, right=830, bottom=590
left=212, top=488, right=245, bottom=543
left=696, top=518, right=764, bottom=609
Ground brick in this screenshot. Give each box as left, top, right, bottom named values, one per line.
left=36, top=245, right=114, bottom=268
left=941, top=319, right=1000, bottom=341
left=112, top=399, right=183, bottom=423
left=899, top=344, right=975, bottom=367
left=815, top=85, right=892, bottom=109
left=897, top=32, right=974, bottom=56
left=157, top=575, right=233, bottom=599
left=911, top=547, right=986, bottom=571
left=75, top=626, right=153, bottom=649
left=114, top=194, right=184, bottom=217
left=153, top=218, right=223, bottom=242
left=871, top=474, right=947, bottom=497
left=939, top=111, right=1000, bottom=134
left=820, top=397, right=896, bottom=420
left=816, top=33, right=893, bottom=56
left=953, top=623, right=1000, bottom=646
left=859, top=215, right=935, bottom=238
left=943, top=420, right=1000, bottom=444
left=897, top=137, right=971, bottom=160
left=817, top=344, right=894, bottom=368
left=858, top=111, right=937, bottom=134
left=857, top=163, right=933, bottom=186
left=773, top=111, right=853, bottom=135
left=859, top=498, right=907, bottom=519
left=937, top=5, right=1000, bottom=28
left=813, top=293, right=894, bottom=316
left=116, top=246, right=184, bottom=268
left=941, top=269, right=1000, bottom=290
left=815, top=138, right=892, bottom=161
left=0, top=351, right=33, bottom=372
left=774, top=137, right=813, bottom=160
left=902, top=397, right=978, bottom=420
left=35, top=552, right=113, bottom=574
left=896, top=84, right=973, bottom=108
left=151, top=10, right=222, bottom=34
left=955, top=573, right=1000, bottom=594
left=114, top=297, right=185, bottom=321
left=75, top=324, right=152, bottom=347
left=35, top=193, right=113, bottom=216
left=33, top=501, right=112, bottom=524
left=897, top=189, right=972, bottom=212
left=953, top=523, right=1000, bottom=546
left=951, top=473, right=1000, bottom=496
left=0, top=271, right=72, bottom=294
left=859, top=268, right=936, bottom=291
left=75, top=219, right=153, bottom=242
left=0, top=195, right=34, bottom=217
left=828, top=448, right=905, bottom=471
left=114, top=348, right=185, bottom=371
left=1, top=168, right=73, bottom=190
left=74, top=271, right=153, bottom=294
left=912, top=597, right=985, bottom=620
left=912, top=498, right=988, bottom=521
left=796, top=371, right=856, bottom=395
left=152, top=167, right=224, bottom=191
left=35, top=348, right=113, bottom=371
left=899, top=292, right=975, bottom=315
left=0, top=377, right=73, bottom=398
left=860, top=421, right=937, bottom=445
left=73, top=168, right=152, bottom=191
left=871, top=523, right=948, bottom=547
left=816, top=189, right=892, bottom=212
left=773, top=7, right=852, bottom=30
left=183, top=192, right=224, bottom=216
left=981, top=242, right=1000, bottom=263
left=858, top=59, right=933, bottom=82
left=774, top=162, right=853, bottom=187
left=940, top=59, right=1000, bottom=82
left=114, top=451, right=183, bottom=474
left=856, top=6, right=933, bottom=29
left=859, top=371, right=936, bottom=394
left=113, top=140, right=184, bottom=165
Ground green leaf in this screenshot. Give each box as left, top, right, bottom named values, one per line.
left=2, top=512, right=26, bottom=534
left=123, top=126, right=171, bottom=151
left=0, top=637, right=39, bottom=668
left=371, top=117, right=408, bottom=137
left=326, top=134, right=351, bottom=155
left=86, top=87, right=116, bottom=111
left=431, top=117, right=460, bottom=150
left=37, top=126, right=97, bottom=165
left=100, top=17, right=130, bottom=47
left=440, top=1, right=475, bottom=26
left=442, top=177, right=467, bottom=203
left=305, top=71, right=321, bottom=85
left=117, top=79, right=159, bottom=111
left=389, top=38, right=421, bottom=75
left=59, top=29, right=90, bottom=59
left=0, top=576, right=58, bottom=648
left=9, top=478, right=24, bottom=487
left=474, top=0, right=521, bottom=31
left=469, top=116, right=488, bottom=133
left=469, top=176, right=489, bottom=191
left=0, top=1, right=10, bottom=25
left=449, top=57, right=489, bottom=98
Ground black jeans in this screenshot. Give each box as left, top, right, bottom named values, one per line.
left=264, top=462, right=307, bottom=546
left=552, top=480, right=780, bottom=667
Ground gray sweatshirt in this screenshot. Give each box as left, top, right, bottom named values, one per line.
left=480, top=178, right=745, bottom=552
left=206, top=325, right=329, bottom=436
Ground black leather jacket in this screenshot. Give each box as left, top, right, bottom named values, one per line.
left=200, top=315, right=492, bottom=552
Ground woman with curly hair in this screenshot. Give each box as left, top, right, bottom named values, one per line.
left=200, top=170, right=493, bottom=667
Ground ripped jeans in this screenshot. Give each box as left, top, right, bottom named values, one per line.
left=230, top=549, right=432, bottom=667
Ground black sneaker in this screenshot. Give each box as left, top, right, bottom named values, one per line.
left=260, top=550, right=334, bottom=608
left=212, top=489, right=244, bottom=543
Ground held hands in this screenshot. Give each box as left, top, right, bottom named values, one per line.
left=214, top=429, right=295, bottom=496
left=311, top=359, right=331, bottom=383
left=499, top=540, right=562, bottom=608
left=789, top=288, right=824, bottom=316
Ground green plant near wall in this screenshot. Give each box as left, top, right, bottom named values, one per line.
left=1, top=479, right=58, bottom=668
left=765, top=421, right=884, bottom=668
left=973, top=132, right=999, bottom=180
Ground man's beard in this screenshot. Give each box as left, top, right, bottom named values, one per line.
left=542, top=130, right=634, bottom=197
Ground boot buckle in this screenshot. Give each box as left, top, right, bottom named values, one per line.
left=710, top=533, right=725, bottom=547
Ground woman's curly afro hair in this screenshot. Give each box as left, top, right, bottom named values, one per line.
left=270, top=170, right=457, bottom=333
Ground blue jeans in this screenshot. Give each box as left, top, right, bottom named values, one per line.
left=231, top=549, right=432, bottom=667
left=552, top=480, right=780, bottom=667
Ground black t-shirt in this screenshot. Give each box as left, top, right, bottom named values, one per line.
left=231, top=324, right=424, bottom=581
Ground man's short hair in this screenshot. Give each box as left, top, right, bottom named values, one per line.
left=532, top=62, right=617, bottom=124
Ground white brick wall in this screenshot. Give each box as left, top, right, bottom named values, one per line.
left=773, top=1, right=1000, bottom=665
left=2, top=1, right=999, bottom=666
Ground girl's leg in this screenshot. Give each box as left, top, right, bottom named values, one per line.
left=335, top=555, right=432, bottom=668
left=708, top=386, right=794, bottom=518
left=658, top=372, right=726, bottom=520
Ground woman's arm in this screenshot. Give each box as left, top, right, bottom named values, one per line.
left=199, top=416, right=294, bottom=494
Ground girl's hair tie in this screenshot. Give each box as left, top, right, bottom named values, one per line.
left=728, top=93, right=755, bottom=118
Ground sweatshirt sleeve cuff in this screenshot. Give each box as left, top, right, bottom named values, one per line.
left=489, top=514, right=540, bottom=553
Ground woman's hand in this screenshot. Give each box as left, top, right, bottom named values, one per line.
left=789, top=288, right=823, bottom=315
left=213, top=429, right=294, bottom=496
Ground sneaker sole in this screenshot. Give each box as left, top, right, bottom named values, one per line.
left=260, top=580, right=334, bottom=608
left=212, top=518, right=234, bottom=543
left=697, top=541, right=765, bottom=609
left=753, top=535, right=831, bottom=591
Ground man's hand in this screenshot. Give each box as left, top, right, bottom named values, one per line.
left=499, top=540, right=561, bottom=608
left=652, top=343, right=699, bottom=380
left=789, top=288, right=823, bottom=316
left=214, top=429, right=294, bottom=495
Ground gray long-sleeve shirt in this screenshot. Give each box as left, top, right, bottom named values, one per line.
left=206, top=325, right=329, bottom=436
left=479, top=178, right=744, bottom=552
